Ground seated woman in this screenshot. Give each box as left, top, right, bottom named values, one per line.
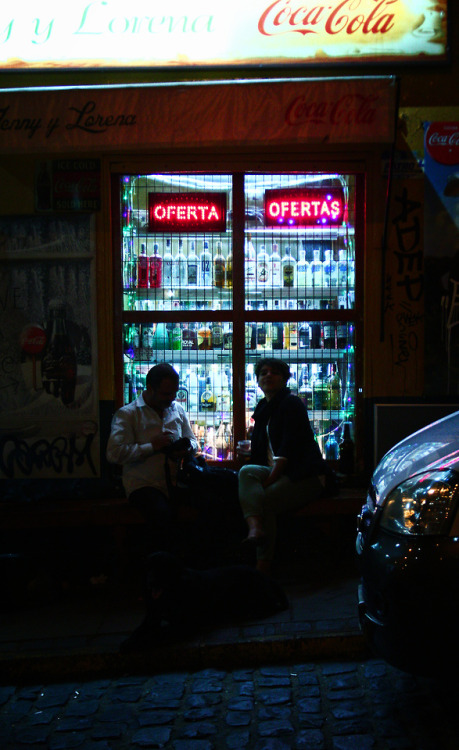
left=238, top=357, right=331, bottom=576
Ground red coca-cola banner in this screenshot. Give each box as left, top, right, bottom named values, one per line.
left=0, top=77, right=397, bottom=154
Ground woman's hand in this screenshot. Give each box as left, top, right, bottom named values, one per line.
left=262, top=457, right=287, bottom=488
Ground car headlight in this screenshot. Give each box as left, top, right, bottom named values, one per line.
left=379, top=470, right=459, bottom=535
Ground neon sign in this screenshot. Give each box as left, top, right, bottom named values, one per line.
left=264, top=188, right=345, bottom=227
left=149, top=192, right=227, bottom=232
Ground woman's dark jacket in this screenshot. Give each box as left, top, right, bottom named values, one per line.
left=250, top=387, right=328, bottom=481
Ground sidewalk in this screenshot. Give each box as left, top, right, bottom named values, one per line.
left=0, top=532, right=368, bottom=684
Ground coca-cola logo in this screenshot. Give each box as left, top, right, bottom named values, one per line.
left=286, top=93, right=378, bottom=127
left=20, top=325, right=46, bottom=354
left=258, top=0, right=397, bottom=37
left=426, top=122, right=459, bottom=166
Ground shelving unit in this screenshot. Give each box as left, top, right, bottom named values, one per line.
left=114, top=172, right=360, bottom=464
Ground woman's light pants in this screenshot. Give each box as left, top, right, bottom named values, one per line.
left=238, top=464, right=323, bottom=562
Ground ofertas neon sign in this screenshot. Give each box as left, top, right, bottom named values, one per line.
left=264, top=188, right=345, bottom=227
left=149, top=192, right=227, bottom=232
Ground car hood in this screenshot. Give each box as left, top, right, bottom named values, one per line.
left=372, top=410, right=459, bottom=504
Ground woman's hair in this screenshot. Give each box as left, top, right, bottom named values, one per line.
left=255, top=358, right=291, bottom=384
left=146, top=363, right=180, bottom=390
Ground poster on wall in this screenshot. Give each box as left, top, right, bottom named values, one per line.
left=0, top=215, right=100, bottom=479
left=424, top=122, right=459, bottom=395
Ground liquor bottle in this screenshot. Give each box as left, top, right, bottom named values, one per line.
left=270, top=243, right=282, bottom=287
left=298, top=365, right=312, bottom=410
left=296, top=246, right=310, bottom=288
left=271, top=299, right=284, bottom=350
left=311, top=364, right=328, bottom=411
left=223, top=324, right=233, bottom=350
left=284, top=300, right=298, bottom=350
left=323, top=310, right=337, bottom=349
left=170, top=322, right=182, bottom=350
left=298, top=320, right=310, bottom=349
left=187, top=368, right=199, bottom=410
left=327, top=363, right=342, bottom=409
left=256, top=245, right=271, bottom=286
left=182, top=322, right=198, bottom=350
left=176, top=382, right=189, bottom=410
left=123, top=238, right=136, bottom=289
left=245, top=369, right=257, bottom=409
left=124, top=371, right=133, bottom=404
left=310, top=249, right=324, bottom=290
left=162, top=239, right=173, bottom=288
left=137, top=243, right=149, bottom=288
left=245, top=234, right=256, bottom=287
left=149, top=243, right=162, bottom=288
left=337, top=249, right=348, bottom=287
left=339, top=422, right=355, bottom=474
left=172, top=239, right=187, bottom=287
left=282, top=245, right=296, bottom=288
left=325, top=431, right=339, bottom=460
left=337, top=313, right=348, bottom=349
left=323, top=249, right=338, bottom=287
left=187, top=240, right=199, bottom=287
left=213, top=241, right=226, bottom=288
left=151, top=322, right=169, bottom=351
left=211, top=321, right=224, bottom=349
left=225, top=247, right=233, bottom=289
left=197, top=324, right=212, bottom=350
left=141, top=324, right=154, bottom=349
left=200, top=240, right=212, bottom=287
left=41, top=301, right=77, bottom=405
left=201, top=377, right=217, bottom=411
left=256, top=302, right=268, bottom=350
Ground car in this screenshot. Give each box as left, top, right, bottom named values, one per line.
left=356, top=410, right=459, bottom=676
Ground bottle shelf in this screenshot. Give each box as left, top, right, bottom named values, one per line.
left=123, top=285, right=354, bottom=299
left=126, top=347, right=351, bottom=364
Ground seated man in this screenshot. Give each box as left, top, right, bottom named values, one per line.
left=106, top=363, right=198, bottom=555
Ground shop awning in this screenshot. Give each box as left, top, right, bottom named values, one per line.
left=0, top=76, right=398, bottom=154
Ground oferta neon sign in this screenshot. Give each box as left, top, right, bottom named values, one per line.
left=264, top=187, right=345, bottom=227
left=149, top=192, right=227, bottom=232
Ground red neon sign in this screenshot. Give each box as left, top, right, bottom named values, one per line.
left=149, top=192, right=227, bottom=232
left=264, top=187, right=345, bottom=227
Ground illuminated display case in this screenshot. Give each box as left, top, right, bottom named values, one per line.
left=115, top=172, right=360, bottom=465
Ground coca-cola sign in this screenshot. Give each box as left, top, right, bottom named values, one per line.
left=285, top=93, right=378, bottom=128
left=425, top=123, right=459, bottom=166
left=0, top=0, right=448, bottom=70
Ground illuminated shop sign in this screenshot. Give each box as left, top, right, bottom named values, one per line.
left=264, top=188, right=345, bottom=227
left=1, top=1, right=448, bottom=70
left=148, top=192, right=227, bottom=232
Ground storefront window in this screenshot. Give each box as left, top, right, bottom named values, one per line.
left=118, top=172, right=358, bottom=462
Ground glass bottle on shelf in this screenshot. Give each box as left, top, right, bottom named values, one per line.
left=137, top=243, right=149, bottom=289
left=172, top=239, right=187, bottom=287
left=245, top=233, right=256, bottom=287
left=284, top=301, right=298, bottom=350
left=323, top=249, right=338, bottom=287
left=282, top=245, right=296, bottom=288
left=197, top=323, right=212, bottom=350
left=270, top=242, right=282, bottom=287
left=256, top=245, right=271, bottom=286
left=149, top=243, right=162, bottom=289
left=170, top=322, right=182, bottom=350
left=162, top=239, right=173, bottom=289
left=225, top=246, right=233, bottom=289
left=256, top=302, right=268, bottom=351
left=200, top=240, right=212, bottom=287
left=311, top=249, right=324, bottom=289
left=211, top=321, right=224, bottom=349
left=187, top=240, right=199, bottom=287
left=327, top=363, right=342, bottom=409
left=213, top=241, right=226, bottom=289
left=337, top=249, right=348, bottom=287
left=339, top=422, right=355, bottom=474
left=298, top=364, right=312, bottom=410
left=325, top=430, right=339, bottom=460
left=296, top=246, right=310, bottom=288
left=182, top=322, right=198, bottom=350
left=271, top=299, right=284, bottom=350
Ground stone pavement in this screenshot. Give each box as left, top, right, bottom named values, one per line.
left=0, top=660, right=457, bottom=749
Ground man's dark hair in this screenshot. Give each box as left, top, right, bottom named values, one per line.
left=146, top=363, right=179, bottom=390
left=254, top=358, right=291, bottom=384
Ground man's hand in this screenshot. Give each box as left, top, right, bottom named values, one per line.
left=152, top=430, right=175, bottom=452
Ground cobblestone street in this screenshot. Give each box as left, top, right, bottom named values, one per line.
left=1, top=659, right=457, bottom=749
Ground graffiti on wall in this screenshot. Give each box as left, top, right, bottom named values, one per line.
left=0, top=214, right=100, bottom=478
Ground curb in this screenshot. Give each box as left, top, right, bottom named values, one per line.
left=0, top=631, right=369, bottom=685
